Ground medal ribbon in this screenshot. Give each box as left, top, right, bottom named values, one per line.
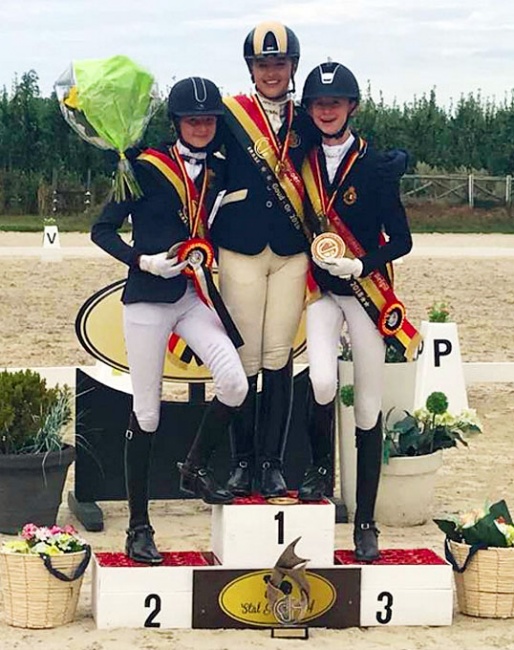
left=313, top=137, right=364, bottom=224
left=171, top=144, right=209, bottom=238
left=253, top=95, right=294, bottom=176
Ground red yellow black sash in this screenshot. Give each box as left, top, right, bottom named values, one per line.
left=137, top=148, right=209, bottom=239
left=302, top=147, right=421, bottom=360
left=223, top=95, right=305, bottom=233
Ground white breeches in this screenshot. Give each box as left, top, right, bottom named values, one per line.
left=123, top=285, right=248, bottom=432
left=307, top=293, right=385, bottom=430
left=218, top=246, right=308, bottom=376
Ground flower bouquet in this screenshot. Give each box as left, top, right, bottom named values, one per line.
left=434, top=500, right=514, bottom=618
left=0, top=523, right=91, bottom=628
left=55, top=54, right=160, bottom=201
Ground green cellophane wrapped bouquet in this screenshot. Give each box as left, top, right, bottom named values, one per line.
left=55, top=54, right=160, bottom=201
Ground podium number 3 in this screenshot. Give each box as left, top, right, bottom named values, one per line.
left=144, top=594, right=162, bottom=628
left=376, top=591, right=393, bottom=624
left=274, top=511, right=285, bottom=544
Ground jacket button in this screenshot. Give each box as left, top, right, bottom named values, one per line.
left=266, top=200, right=273, bottom=208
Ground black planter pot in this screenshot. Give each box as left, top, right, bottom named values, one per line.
left=0, top=445, right=76, bottom=535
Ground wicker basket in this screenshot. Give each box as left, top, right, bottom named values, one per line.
left=448, top=539, right=514, bottom=618
left=0, top=547, right=90, bottom=628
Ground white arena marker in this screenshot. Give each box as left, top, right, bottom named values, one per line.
left=42, top=224, right=61, bottom=248
left=413, top=320, right=468, bottom=413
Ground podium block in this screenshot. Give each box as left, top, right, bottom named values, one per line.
left=211, top=495, right=335, bottom=568
left=335, top=549, right=453, bottom=626
left=92, top=551, right=217, bottom=629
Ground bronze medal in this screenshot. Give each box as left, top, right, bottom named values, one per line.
left=311, top=232, right=346, bottom=262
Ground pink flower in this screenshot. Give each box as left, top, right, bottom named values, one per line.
left=21, top=523, right=38, bottom=541
left=63, top=524, right=77, bottom=535
left=49, top=525, right=63, bottom=535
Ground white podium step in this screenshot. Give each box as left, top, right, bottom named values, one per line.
left=92, top=547, right=453, bottom=629
left=211, top=494, right=335, bottom=568
left=92, top=551, right=217, bottom=629
left=335, top=549, right=453, bottom=626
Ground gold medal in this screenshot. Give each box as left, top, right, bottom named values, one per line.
left=267, top=496, right=299, bottom=505
left=311, top=232, right=346, bottom=263
left=275, top=160, right=286, bottom=176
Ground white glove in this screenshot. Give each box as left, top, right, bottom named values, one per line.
left=315, top=256, right=363, bottom=279
left=139, top=252, right=188, bottom=279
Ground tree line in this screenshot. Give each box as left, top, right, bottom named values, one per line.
left=0, top=70, right=513, bottom=215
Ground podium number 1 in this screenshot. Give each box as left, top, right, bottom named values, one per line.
left=274, top=511, right=284, bottom=544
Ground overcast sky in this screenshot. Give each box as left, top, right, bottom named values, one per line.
left=1, top=0, right=513, bottom=108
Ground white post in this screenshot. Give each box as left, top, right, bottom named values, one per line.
left=506, top=175, right=512, bottom=206
left=468, top=173, right=474, bottom=208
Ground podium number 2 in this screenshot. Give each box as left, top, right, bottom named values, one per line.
left=274, top=511, right=284, bottom=544
left=376, top=591, right=393, bottom=624
left=144, top=594, right=162, bottom=628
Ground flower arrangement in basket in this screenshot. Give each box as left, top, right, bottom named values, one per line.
left=0, top=523, right=91, bottom=628
left=434, top=500, right=514, bottom=618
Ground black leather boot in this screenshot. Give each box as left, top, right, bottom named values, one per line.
left=298, top=455, right=332, bottom=502
left=257, top=355, right=293, bottom=498
left=125, top=524, right=162, bottom=565
left=354, top=414, right=383, bottom=562
left=226, top=375, right=258, bottom=496
left=178, top=397, right=236, bottom=504
left=177, top=460, right=234, bottom=504
left=124, top=413, right=163, bottom=564
left=354, top=522, right=380, bottom=563
left=299, top=390, right=335, bottom=502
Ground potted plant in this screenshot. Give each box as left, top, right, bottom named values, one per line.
left=0, top=369, right=75, bottom=534
left=0, top=522, right=91, bottom=628
left=375, top=391, right=482, bottom=526
left=434, top=500, right=514, bottom=618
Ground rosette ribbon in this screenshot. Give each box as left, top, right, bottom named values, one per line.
left=169, top=238, right=244, bottom=350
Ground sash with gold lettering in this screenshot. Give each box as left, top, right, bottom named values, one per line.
left=223, top=95, right=305, bottom=232
left=302, top=144, right=421, bottom=361
left=137, top=148, right=244, bottom=360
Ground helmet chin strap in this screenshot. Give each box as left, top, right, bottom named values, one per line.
left=320, top=121, right=349, bottom=140
left=319, top=104, right=357, bottom=140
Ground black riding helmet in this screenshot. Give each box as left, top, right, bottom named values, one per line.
left=167, top=77, right=224, bottom=120
left=301, top=61, right=360, bottom=106
left=302, top=62, right=360, bottom=140
left=243, top=21, right=300, bottom=92
left=167, top=77, right=224, bottom=151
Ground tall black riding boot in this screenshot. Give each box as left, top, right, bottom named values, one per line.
left=354, top=414, right=383, bottom=562
left=299, top=385, right=335, bottom=502
left=124, top=413, right=163, bottom=565
left=258, top=354, right=293, bottom=498
left=177, top=397, right=235, bottom=505
left=226, top=375, right=258, bottom=496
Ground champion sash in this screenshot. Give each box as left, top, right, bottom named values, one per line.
left=223, top=95, right=305, bottom=233
left=137, top=148, right=208, bottom=238
left=137, top=148, right=244, bottom=352
left=302, top=148, right=421, bottom=361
